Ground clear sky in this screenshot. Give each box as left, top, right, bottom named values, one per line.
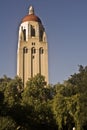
left=0, top=0, right=87, bottom=84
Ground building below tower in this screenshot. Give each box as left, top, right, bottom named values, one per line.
left=17, top=6, right=49, bottom=87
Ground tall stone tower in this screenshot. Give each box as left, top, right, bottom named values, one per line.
left=17, top=6, right=49, bottom=87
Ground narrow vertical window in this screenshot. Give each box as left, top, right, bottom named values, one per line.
left=40, top=30, right=43, bottom=41
left=23, top=29, right=26, bottom=41
left=31, top=47, right=36, bottom=77
left=39, top=47, right=44, bottom=74
left=23, top=47, right=28, bottom=53
left=31, top=47, right=36, bottom=54
left=31, top=25, right=35, bottom=37
left=39, top=47, right=44, bottom=54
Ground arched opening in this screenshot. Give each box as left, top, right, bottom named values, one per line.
left=23, top=47, right=28, bottom=53
left=39, top=47, right=44, bottom=74
left=40, top=30, right=43, bottom=41
left=31, top=25, right=35, bottom=37
left=23, top=29, right=26, bottom=41
left=23, top=47, right=28, bottom=86
left=39, top=47, right=44, bottom=54
left=31, top=47, right=36, bottom=77
left=31, top=47, right=36, bottom=54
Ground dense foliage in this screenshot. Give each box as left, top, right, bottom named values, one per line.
left=0, top=66, right=87, bottom=130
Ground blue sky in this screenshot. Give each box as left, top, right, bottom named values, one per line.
left=0, top=0, right=87, bottom=84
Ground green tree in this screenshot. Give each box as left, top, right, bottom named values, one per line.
left=0, top=76, right=12, bottom=116
left=22, top=74, right=56, bottom=130
left=52, top=66, right=87, bottom=130
left=52, top=83, right=75, bottom=130
left=0, top=116, right=17, bottom=130
left=4, top=76, right=23, bottom=107
left=67, top=65, right=87, bottom=130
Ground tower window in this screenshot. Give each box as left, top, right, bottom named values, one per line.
left=23, top=47, right=28, bottom=53
left=31, top=47, right=36, bottom=54
left=31, top=25, right=35, bottom=37
left=32, top=42, right=35, bottom=45
left=39, top=47, right=44, bottom=54
left=40, top=30, right=43, bottom=41
left=23, top=29, right=26, bottom=41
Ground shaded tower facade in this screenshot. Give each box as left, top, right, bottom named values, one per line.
left=17, top=6, right=49, bottom=87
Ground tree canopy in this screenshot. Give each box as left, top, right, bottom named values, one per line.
left=0, top=66, right=87, bottom=130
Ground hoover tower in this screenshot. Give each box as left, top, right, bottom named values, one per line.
left=17, top=6, right=49, bottom=87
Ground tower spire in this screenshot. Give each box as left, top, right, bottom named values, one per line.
left=29, top=6, right=34, bottom=15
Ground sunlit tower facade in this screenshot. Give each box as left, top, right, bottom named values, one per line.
left=17, top=6, right=49, bottom=87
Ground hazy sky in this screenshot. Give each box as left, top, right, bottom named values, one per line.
left=0, top=0, right=87, bottom=84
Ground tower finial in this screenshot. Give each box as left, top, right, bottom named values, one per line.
left=29, top=6, right=34, bottom=15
